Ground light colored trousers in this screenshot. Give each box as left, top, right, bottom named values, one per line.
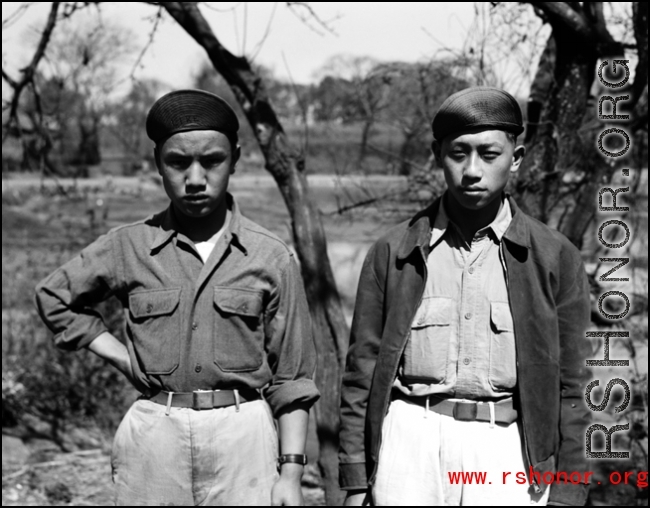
left=111, top=399, right=279, bottom=506
left=373, top=399, right=550, bottom=506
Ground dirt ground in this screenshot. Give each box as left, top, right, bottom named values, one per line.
left=2, top=438, right=326, bottom=506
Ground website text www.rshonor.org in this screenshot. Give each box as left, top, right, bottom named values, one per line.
left=446, top=469, right=649, bottom=488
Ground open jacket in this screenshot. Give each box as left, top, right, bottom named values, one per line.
left=339, top=195, right=592, bottom=506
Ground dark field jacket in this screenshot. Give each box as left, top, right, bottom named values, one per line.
left=339, top=195, right=593, bottom=506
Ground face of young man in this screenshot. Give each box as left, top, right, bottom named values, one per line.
left=156, top=130, right=240, bottom=219
left=435, top=129, right=525, bottom=211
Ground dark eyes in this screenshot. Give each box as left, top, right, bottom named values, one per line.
left=448, top=150, right=502, bottom=160
left=164, top=156, right=226, bottom=168
left=482, top=152, right=502, bottom=160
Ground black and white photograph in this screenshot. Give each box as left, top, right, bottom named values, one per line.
left=2, top=2, right=647, bottom=506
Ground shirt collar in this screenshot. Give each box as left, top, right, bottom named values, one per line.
left=429, top=193, right=512, bottom=247
left=150, top=193, right=248, bottom=255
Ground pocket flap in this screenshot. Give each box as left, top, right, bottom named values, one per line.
left=412, top=296, right=453, bottom=328
left=214, top=287, right=263, bottom=317
left=491, top=301, right=514, bottom=332
left=129, top=288, right=181, bottom=318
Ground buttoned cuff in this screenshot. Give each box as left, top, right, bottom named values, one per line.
left=263, top=379, right=320, bottom=417
left=548, top=482, right=589, bottom=506
left=339, top=462, right=368, bottom=490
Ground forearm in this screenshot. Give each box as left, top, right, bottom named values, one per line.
left=277, top=402, right=310, bottom=480
left=87, top=331, right=131, bottom=374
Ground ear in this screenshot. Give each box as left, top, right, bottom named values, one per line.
left=230, top=145, right=241, bottom=174
left=509, top=144, right=526, bottom=174
left=431, top=140, right=442, bottom=167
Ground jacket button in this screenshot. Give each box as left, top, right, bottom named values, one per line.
left=146, top=304, right=153, bottom=313
left=464, top=312, right=472, bottom=320
left=192, top=322, right=198, bottom=331
left=195, top=364, right=202, bottom=373
left=463, top=358, right=471, bottom=365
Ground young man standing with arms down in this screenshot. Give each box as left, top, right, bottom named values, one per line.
left=340, top=87, right=592, bottom=506
left=36, top=90, right=319, bottom=506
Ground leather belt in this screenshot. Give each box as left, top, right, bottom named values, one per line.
left=149, top=388, right=261, bottom=412
left=394, top=391, right=518, bottom=424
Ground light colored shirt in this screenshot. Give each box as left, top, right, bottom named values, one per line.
left=395, top=195, right=516, bottom=400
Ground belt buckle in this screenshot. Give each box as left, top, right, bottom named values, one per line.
left=193, top=390, right=214, bottom=410
left=453, top=401, right=478, bottom=421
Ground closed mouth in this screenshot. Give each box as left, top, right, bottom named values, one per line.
left=184, top=195, right=210, bottom=202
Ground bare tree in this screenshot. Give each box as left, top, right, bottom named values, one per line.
left=316, top=55, right=391, bottom=167
left=513, top=2, right=647, bottom=248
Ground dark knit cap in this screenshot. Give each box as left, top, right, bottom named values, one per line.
left=146, top=89, right=239, bottom=145
left=432, top=86, right=524, bottom=141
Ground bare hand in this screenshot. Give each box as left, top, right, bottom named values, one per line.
left=87, top=332, right=151, bottom=395
left=271, top=475, right=303, bottom=506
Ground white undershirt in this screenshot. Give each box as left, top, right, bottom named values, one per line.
left=194, top=213, right=230, bottom=263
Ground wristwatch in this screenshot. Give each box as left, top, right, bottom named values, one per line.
left=277, top=454, right=308, bottom=470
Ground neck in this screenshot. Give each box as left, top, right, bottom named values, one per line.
left=444, top=193, right=504, bottom=243
left=173, top=199, right=229, bottom=243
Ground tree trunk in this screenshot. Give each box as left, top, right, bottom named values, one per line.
left=515, top=2, right=631, bottom=250
left=515, top=28, right=596, bottom=233
left=75, top=114, right=101, bottom=166
left=161, top=3, right=348, bottom=504
left=357, top=117, right=373, bottom=167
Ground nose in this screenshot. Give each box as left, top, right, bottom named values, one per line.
left=185, top=161, right=206, bottom=190
left=463, top=153, right=483, bottom=181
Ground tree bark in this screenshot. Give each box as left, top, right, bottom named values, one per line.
left=515, top=2, right=635, bottom=249
left=160, top=3, right=348, bottom=505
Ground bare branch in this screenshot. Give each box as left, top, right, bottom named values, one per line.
left=2, top=67, right=19, bottom=89
left=286, top=2, right=338, bottom=36
left=58, top=2, right=100, bottom=20
left=325, top=190, right=402, bottom=216
left=199, top=2, right=242, bottom=13
left=249, top=2, right=278, bottom=61
left=3, top=2, right=60, bottom=140
left=527, top=2, right=592, bottom=38
left=2, top=2, right=35, bottom=29
left=129, top=6, right=164, bottom=79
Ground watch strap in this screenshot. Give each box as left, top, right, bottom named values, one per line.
left=277, top=454, right=308, bottom=468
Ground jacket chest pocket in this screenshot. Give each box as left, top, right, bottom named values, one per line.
left=488, top=301, right=517, bottom=391
left=128, top=288, right=182, bottom=375
left=213, top=286, right=265, bottom=372
left=402, top=296, right=453, bottom=384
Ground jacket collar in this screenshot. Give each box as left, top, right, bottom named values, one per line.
left=396, top=193, right=529, bottom=260
left=502, top=195, right=530, bottom=249
left=396, top=197, right=439, bottom=260
left=150, top=193, right=248, bottom=255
